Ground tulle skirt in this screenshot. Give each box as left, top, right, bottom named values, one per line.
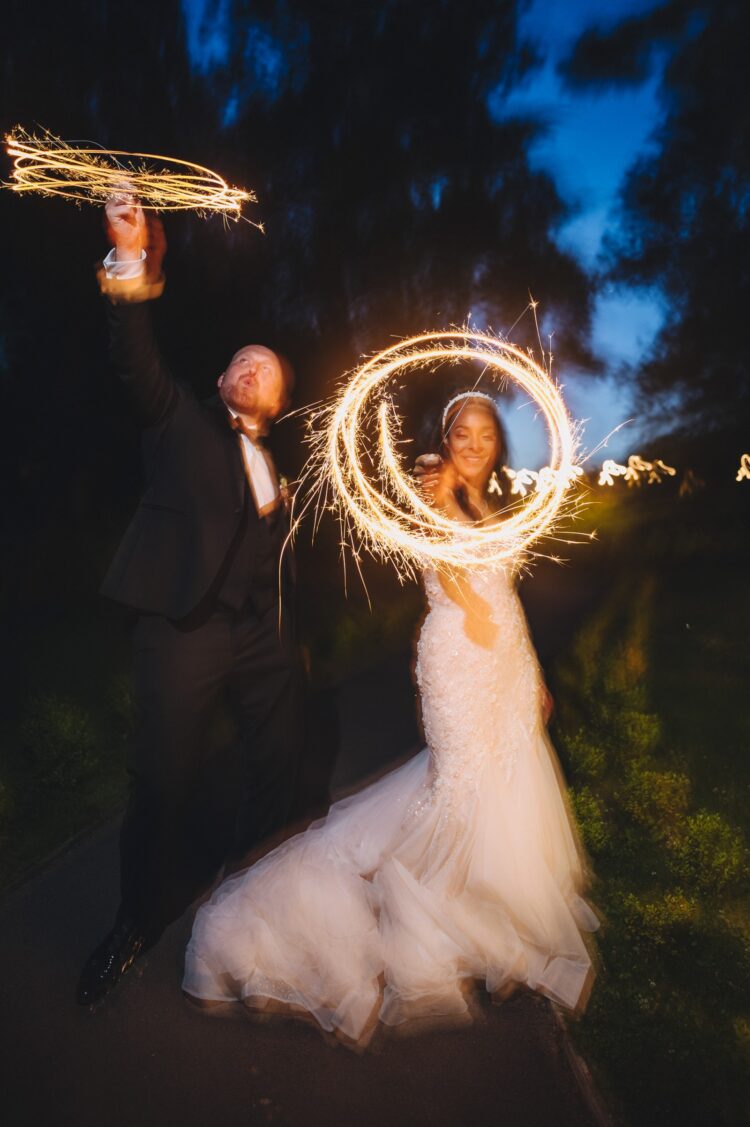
left=183, top=732, right=599, bottom=1043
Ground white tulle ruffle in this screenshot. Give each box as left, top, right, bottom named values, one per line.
left=184, top=735, right=598, bottom=1042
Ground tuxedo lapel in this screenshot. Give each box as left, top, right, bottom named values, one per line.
left=203, top=395, right=254, bottom=516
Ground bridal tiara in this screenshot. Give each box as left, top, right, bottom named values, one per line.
left=441, top=390, right=498, bottom=432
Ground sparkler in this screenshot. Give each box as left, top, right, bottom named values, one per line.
left=598, top=455, right=675, bottom=488
left=296, top=329, right=583, bottom=578
left=3, top=127, right=261, bottom=226
left=736, top=454, right=750, bottom=482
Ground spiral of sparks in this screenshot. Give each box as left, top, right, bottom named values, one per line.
left=297, top=330, right=582, bottom=579
left=3, top=127, right=261, bottom=227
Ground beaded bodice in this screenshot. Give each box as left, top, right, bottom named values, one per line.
left=413, top=566, right=543, bottom=817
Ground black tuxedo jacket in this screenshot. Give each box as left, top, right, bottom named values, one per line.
left=101, top=299, right=294, bottom=620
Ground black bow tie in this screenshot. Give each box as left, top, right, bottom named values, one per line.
left=228, top=413, right=266, bottom=445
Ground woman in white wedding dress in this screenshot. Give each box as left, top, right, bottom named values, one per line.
left=183, top=390, right=599, bottom=1042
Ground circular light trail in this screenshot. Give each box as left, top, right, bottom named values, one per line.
left=301, top=329, right=581, bottom=576
left=4, top=127, right=261, bottom=227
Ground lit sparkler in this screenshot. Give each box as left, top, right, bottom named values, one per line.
left=736, top=454, right=750, bottom=482
left=296, top=329, right=583, bottom=578
left=598, top=455, right=676, bottom=488
left=3, top=127, right=261, bottom=226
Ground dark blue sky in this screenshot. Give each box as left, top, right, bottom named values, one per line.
left=500, top=0, right=666, bottom=464
left=183, top=0, right=669, bottom=466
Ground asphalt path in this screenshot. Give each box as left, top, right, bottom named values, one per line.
left=0, top=559, right=610, bottom=1127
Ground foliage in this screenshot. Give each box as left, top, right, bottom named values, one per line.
left=107, top=672, right=138, bottom=740
left=19, top=693, right=98, bottom=789
left=669, top=812, right=747, bottom=895
left=569, top=786, right=611, bottom=855
left=562, top=0, right=750, bottom=434
left=0, top=779, right=10, bottom=835
left=553, top=495, right=750, bottom=1127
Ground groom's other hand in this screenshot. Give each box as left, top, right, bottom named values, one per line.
left=414, top=454, right=442, bottom=499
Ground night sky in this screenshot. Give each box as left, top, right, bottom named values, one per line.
left=503, top=0, right=668, bottom=464
left=182, top=0, right=672, bottom=467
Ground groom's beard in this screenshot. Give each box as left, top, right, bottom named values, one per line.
left=222, top=383, right=263, bottom=417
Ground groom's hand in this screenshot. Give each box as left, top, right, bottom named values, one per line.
left=105, top=195, right=167, bottom=278
left=105, top=194, right=146, bottom=261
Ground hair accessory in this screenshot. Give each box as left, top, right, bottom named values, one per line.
left=441, top=390, right=497, bottom=433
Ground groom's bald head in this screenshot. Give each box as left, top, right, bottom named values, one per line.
left=218, top=344, right=294, bottom=424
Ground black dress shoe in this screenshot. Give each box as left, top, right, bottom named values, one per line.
left=76, top=916, right=149, bottom=1006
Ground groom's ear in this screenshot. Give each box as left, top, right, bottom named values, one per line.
left=217, top=372, right=225, bottom=388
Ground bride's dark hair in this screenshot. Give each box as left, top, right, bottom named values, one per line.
left=429, top=389, right=513, bottom=521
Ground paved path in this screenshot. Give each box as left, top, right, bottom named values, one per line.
left=1, top=560, right=610, bottom=1127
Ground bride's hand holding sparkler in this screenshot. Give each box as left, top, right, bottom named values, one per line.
left=414, top=453, right=443, bottom=501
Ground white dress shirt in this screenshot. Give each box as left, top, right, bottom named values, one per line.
left=226, top=407, right=280, bottom=514
left=102, top=247, right=146, bottom=279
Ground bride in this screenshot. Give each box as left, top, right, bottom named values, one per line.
left=183, top=389, right=599, bottom=1042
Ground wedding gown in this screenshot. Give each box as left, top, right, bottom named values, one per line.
left=183, top=566, right=599, bottom=1040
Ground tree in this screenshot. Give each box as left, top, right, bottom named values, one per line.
left=561, top=0, right=750, bottom=436
left=191, top=1, right=596, bottom=388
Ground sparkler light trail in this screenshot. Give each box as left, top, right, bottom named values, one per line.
left=3, top=127, right=262, bottom=227
left=597, top=454, right=676, bottom=487
left=295, top=329, right=583, bottom=579
left=736, top=454, right=750, bottom=482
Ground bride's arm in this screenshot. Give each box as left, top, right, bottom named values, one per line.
left=437, top=569, right=499, bottom=651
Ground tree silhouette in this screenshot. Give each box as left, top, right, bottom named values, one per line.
left=186, top=2, right=596, bottom=387
left=561, top=0, right=750, bottom=435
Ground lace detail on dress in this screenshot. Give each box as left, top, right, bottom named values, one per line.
left=412, top=567, right=543, bottom=828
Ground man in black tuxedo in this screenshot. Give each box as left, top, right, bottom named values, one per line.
left=77, top=199, right=305, bottom=1005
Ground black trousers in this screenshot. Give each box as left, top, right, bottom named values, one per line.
left=118, top=599, right=305, bottom=937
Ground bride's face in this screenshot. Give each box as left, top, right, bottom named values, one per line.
left=444, top=404, right=499, bottom=488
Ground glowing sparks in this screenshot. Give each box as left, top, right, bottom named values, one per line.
left=598, top=459, right=628, bottom=487
left=736, top=454, right=750, bottom=482
left=505, top=463, right=584, bottom=497
left=3, top=127, right=261, bottom=226
left=597, top=455, right=676, bottom=488
left=296, top=329, right=583, bottom=577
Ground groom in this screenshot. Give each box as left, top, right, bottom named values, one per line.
left=77, top=199, right=306, bottom=1005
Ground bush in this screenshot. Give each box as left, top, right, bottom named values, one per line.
left=563, top=728, right=606, bottom=779
left=0, top=779, right=10, bottom=833
left=20, top=693, right=98, bottom=788
left=570, top=785, right=611, bottom=854
left=668, top=811, right=747, bottom=894
left=107, top=673, right=137, bottom=739
left=620, top=765, right=691, bottom=840
left=621, top=889, right=699, bottom=947
left=613, top=709, right=662, bottom=758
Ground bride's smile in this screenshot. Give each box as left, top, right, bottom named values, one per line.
left=444, top=403, right=499, bottom=488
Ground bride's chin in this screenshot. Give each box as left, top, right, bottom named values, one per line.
left=458, top=471, right=490, bottom=491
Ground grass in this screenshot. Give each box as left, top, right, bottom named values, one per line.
left=551, top=484, right=750, bottom=1127
left=0, top=610, right=133, bottom=890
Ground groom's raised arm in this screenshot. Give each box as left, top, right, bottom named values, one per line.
left=97, top=198, right=178, bottom=427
